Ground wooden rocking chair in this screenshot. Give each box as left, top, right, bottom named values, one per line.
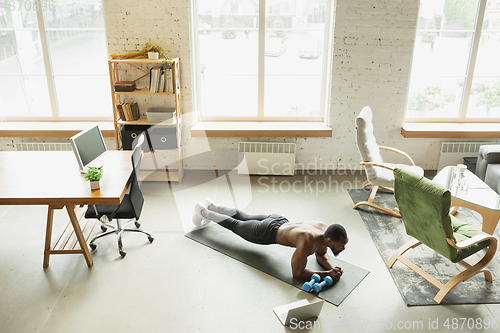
left=354, top=106, right=423, bottom=217
left=387, top=167, right=497, bottom=304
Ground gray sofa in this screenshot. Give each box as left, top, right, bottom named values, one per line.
left=476, top=145, right=500, bottom=193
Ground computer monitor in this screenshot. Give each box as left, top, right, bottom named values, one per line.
left=70, top=125, right=107, bottom=172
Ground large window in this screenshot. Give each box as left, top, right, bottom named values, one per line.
left=406, top=0, right=500, bottom=122
left=0, top=0, right=111, bottom=120
left=192, top=0, right=333, bottom=122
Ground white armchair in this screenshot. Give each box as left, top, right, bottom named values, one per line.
left=354, top=106, right=424, bottom=217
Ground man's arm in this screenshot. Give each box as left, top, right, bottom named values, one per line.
left=315, top=247, right=334, bottom=270
left=291, top=239, right=333, bottom=281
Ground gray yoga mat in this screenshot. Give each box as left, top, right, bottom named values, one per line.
left=185, top=223, right=369, bottom=306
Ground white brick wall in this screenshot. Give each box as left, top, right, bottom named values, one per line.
left=329, top=0, right=441, bottom=171
left=2, top=0, right=475, bottom=170
left=331, top=1, right=418, bottom=113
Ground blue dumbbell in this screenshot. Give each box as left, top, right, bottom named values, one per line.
left=302, top=274, right=321, bottom=292
left=312, top=276, right=334, bottom=293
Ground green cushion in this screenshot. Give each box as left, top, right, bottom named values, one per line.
left=394, top=168, right=490, bottom=263
left=451, top=216, right=490, bottom=263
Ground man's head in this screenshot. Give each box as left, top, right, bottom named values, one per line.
left=324, top=224, right=348, bottom=256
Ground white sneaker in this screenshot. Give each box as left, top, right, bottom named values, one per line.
left=192, top=202, right=206, bottom=228
left=202, top=197, right=214, bottom=210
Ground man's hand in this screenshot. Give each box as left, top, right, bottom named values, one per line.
left=328, top=266, right=343, bottom=282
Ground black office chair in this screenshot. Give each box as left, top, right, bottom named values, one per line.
left=85, top=134, right=154, bottom=258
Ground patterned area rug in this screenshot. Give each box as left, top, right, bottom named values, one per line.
left=349, top=188, right=500, bottom=306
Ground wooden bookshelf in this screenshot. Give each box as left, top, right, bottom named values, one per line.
left=108, top=57, right=183, bottom=183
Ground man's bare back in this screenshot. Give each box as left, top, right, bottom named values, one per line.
left=276, top=221, right=328, bottom=248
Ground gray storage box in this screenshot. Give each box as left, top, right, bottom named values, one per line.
left=147, top=127, right=177, bottom=151
left=146, top=107, right=176, bottom=123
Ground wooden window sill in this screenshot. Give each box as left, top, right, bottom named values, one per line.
left=0, top=122, right=115, bottom=138
left=191, top=122, right=332, bottom=138
left=402, top=123, right=500, bottom=138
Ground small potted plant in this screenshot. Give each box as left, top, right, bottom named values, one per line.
left=145, top=41, right=163, bottom=59
left=84, top=167, right=103, bottom=190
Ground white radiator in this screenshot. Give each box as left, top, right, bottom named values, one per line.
left=437, top=141, right=495, bottom=172
left=15, top=142, right=72, bottom=152
left=238, top=142, right=296, bottom=175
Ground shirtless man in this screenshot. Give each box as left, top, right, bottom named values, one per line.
left=192, top=199, right=348, bottom=282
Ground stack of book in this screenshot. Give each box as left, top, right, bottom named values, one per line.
left=117, top=102, right=140, bottom=121
left=114, top=81, right=136, bottom=92
left=149, top=67, right=162, bottom=93
left=149, top=65, right=176, bottom=93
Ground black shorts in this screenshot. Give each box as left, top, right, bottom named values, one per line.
left=258, top=214, right=289, bottom=245
left=218, top=213, right=289, bottom=245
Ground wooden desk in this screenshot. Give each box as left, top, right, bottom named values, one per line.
left=0, top=151, right=132, bottom=268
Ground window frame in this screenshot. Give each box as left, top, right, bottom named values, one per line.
left=405, top=0, right=500, bottom=123
left=191, top=0, right=334, bottom=123
left=0, top=4, right=111, bottom=122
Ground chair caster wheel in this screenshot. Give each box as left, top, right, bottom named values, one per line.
left=135, top=221, right=141, bottom=228
left=119, top=250, right=126, bottom=258
left=101, top=225, right=107, bottom=232
left=148, top=236, right=154, bottom=243
left=90, top=243, right=97, bottom=251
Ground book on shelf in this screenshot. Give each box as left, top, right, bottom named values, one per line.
left=148, top=64, right=176, bottom=93
left=124, top=103, right=132, bottom=121
left=160, top=66, right=174, bottom=93
left=117, top=103, right=126, bottom=121
left=165, top=75, right=172, bottom=92
left=166, top=67, right=174, bottom=93
left=117, top=102, right=140, bottom=121
left=149, top=66, right=162, bottom=93
left=130, top=102, right=140, bottom=120
left=114, top=81, right=135, bottom=86
left=159, top=73, right=165, bottom=93
left=114, top=84, right=136, bottom=92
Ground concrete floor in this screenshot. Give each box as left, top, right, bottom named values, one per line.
left=1, top=171, right=499, bottom=333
